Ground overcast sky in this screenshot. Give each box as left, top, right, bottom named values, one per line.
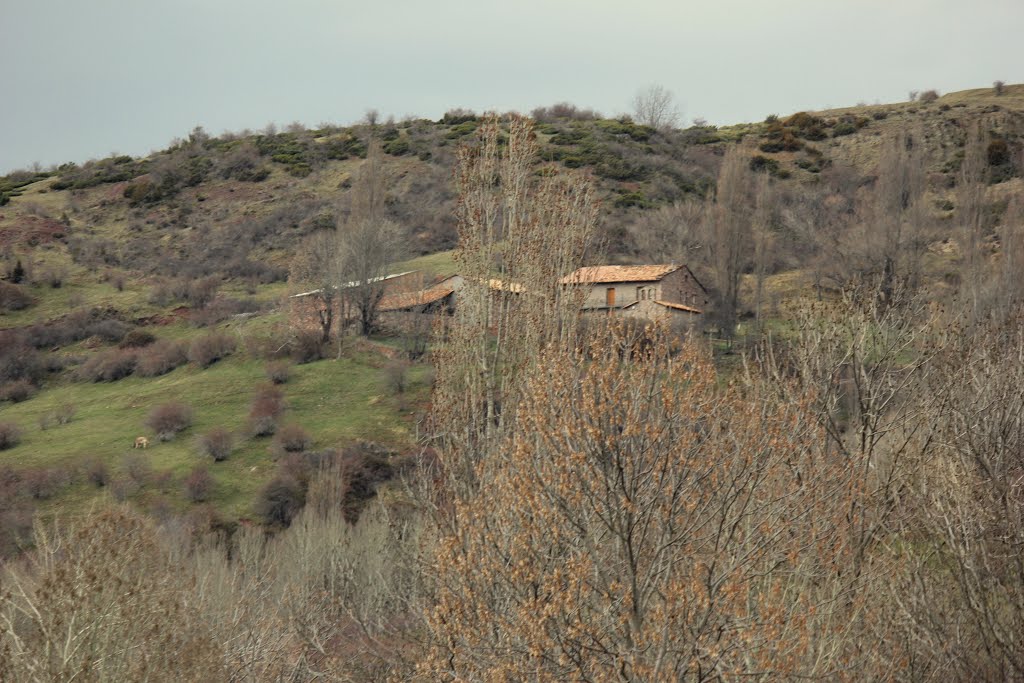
left=2, top=0, right=1021, bottom=173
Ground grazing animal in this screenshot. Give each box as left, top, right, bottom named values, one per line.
left=134, top=436, right=149, bottom=449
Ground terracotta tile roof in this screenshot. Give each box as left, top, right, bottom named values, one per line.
left=379, top=282, right=456, bottom=312
left=560, top=264, right=682, bottom=284
left=653, top=300, right=703, bottom=314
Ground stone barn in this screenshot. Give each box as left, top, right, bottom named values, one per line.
left=378, top=275, right=464, bottom=315
left=561, top=264, right=707, bottom=323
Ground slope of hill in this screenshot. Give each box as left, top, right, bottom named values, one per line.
left=2, top=84, right=1022, bottom=281
left=0, top=84, right=1022, bottom=551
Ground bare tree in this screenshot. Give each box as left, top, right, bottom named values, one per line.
left=289, top=142, right=403, bottom=341
left=887, top=310, right=1024, bottom=680
left=705, top=144, right=751, bottom=336
left=998, top=193, right=1024, bottom=310
left=627, top=198, right=705, bottom=267
left=1, top=508, right=226, bottom=681
left=336, top=215, right=402, bottom=337
left=632, top=84, right=680, bottom=131
left=431, top=114, right=598, bottom=495
left=338, top=142, right=403, bottom=336
left=751, top=172, right=777, bottom=332
left=760, top=277, right=945, bottom=574
left=289, top=229, right=340, bottom=343
left=780, top=179, right=854, bottom=300
left=959, top=121, right=988, bottom=316
left=836, top=129, right=929, bottom=302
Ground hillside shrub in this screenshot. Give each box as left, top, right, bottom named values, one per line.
left=531, top=103, right=601, bottom=123
left=87, top=319, right=131, bottom=344
left=37, top=268, right=65, bottom=289
left=749, top=155, right=780, bottom=174
left=383, top=137, right=412, bottom=156
left=184, top=466, right=214, bottom=503
left=249, top=384, right=285, bottom=437
left=0, top=282, right=33, bottom=311
left=50, top=154, right=144, bottom=191
left=613, top=190, right=651, bottom=209
left=152, top=468, right=174, bottom=494
left=386, top=359, right=410, bottom=394
left=220, top=142, right=270, bottom=181
left=189, top=297, right=261, bottom=327
left=335, top=442, right=397, bottom=521
left=118, top=329, right=156, bottom=349
left=78, top=348, right=137, bottom=382
left=0, top=422, right=22, bottom=450
left=122, top=453, right=153, bottom=488
left=39, top=403, right=76, bottom=431
left=197, top=427, right=233, bottom=462
left=23, top=467, right=69, bottom=500
left=446, top=121, right=479, bottom=139
left=272, top=423, right=311, bottom=457
left=83, top=457, right=109, bottom=487
left=146, top=401, right=193, bottom=441
left=136, top=339, right=188, bottom=377
left=440, top=108, right=477, bottom=125
left=0, top=337, right=43, bottom=384
left=27, top=311, right=132, bottom=349
left=784, top=112, right=817, bottom=128
left=255, top=475, right=305, bottom=528
left=186, top=276, right=221, bottom=308
left=987, top=138, right=1010, bottom=167
left=109, top=475, right=140, bottom=501
left=188, top=331, right=236, bottom=368
left=919, top=89, right=939, bottom=103
left=0, top=379, right=36, bottom=403
left=265, top=360, right=292, bottom=384
left=832, top=122, right=857, bottom=137
left=289, top=329, right=326, bottom=364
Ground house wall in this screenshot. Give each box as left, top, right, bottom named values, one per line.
left=288, top=272, right=430, bottom=334
left=580, top=280, right=661, bottom=309
left=289, top=294, right=330, bottom=335
left=657, top=267, right=708, bottom=309
left=624, top=299, right=702, bottom=326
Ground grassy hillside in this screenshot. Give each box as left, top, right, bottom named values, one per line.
left=0, top=303, right=429, bottom=533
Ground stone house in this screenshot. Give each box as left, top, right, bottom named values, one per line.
left=560, top=264, right=707, bottom=323
left=288, top=270, right=423, bottom=333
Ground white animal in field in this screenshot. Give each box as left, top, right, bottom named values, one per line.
left=134, top=436, right=149, bottom=449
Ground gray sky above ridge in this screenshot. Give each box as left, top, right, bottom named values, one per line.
left=2, top=0, right=1022, bottom=173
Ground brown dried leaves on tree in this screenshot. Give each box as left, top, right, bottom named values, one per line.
left=423, top=326, right=887, bottom=680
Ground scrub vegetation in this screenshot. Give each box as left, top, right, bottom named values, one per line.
left=2, top=85, right=1024, bottom=680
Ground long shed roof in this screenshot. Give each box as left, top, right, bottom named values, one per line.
left=379, top=281, right=457, bottom=312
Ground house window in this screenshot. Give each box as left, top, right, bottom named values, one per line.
left=606, top=287, right=616, bottom=307
left=638, top=287, right=645, bottom=301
